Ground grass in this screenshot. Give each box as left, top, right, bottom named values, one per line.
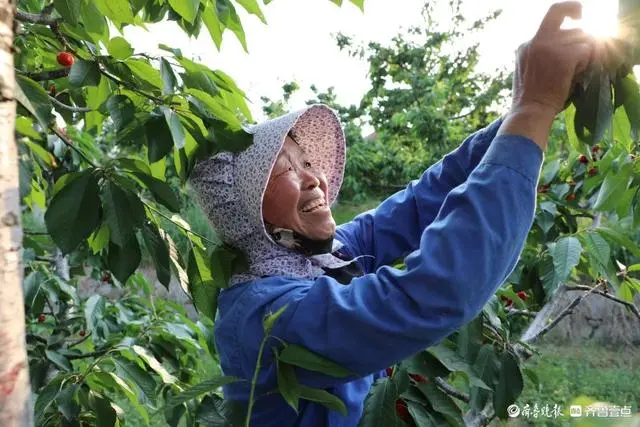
left=489, top=343, right=640, bottom=426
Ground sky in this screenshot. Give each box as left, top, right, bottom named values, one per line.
left=123, top=0, right=619, bottom=122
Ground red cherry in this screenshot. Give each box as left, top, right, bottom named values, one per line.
left=395, top=399, right=411, bottom=422
left=565, top=193, right=576, bottom=202
left=505, top=298, right=513, bottom=307
left=56, top=52, right=74, bottom=67
left=592, top=145, right=601, bottom=153
left=79, top=330, right=86, bottom=337
left=517, top=291, right=528, bottom=301
left=37, top=314, right=45, bottom=323
left=588, top=167, right=598, bottom=177
left=385, top=367, right=393, bottom=377
left=500, top=295, right=508, bottom=302
left=409, top=373, right=427, bottom=384
left=578, top=155, right=589, bottom=164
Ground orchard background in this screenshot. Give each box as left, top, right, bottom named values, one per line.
left=0, top=0, right=640, bottom=426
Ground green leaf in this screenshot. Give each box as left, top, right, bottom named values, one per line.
left=54, top=0, right=81, bottom=25
left=86, top=76, right=112, bottom=110
left=69, top=60, right=101, bottom=87
left=160, top=58, right=178, bottom=95
left=94, top=0, right=135, bottom=24
left=141, top=222, right=171, bottom=289
left=217, top=0, right=248, bottom=52
left=273, top=353, right=300, bottom=413
left=22, top=140, right=56, bottom=167
left=262, top=304, right=288, bottom=335
left=167, top=376, right=240, bottom=407
left=202, top=1, right=223, bottom=49
left=45, top=349, right=72, bottom=371
left=236, top=0, right=267, bottom=23
left=126, top=58, right=164, bottom=91
left=469, top=344, right=500, bottom=412
left=456, top=315, right=483, bottom=363
left=349, top=0, right=365, bottom=11
left=168, top=0, right=200, bottom=23
left=88, top=391, right=117, bottom=427
left=548, top=236, right=582, bottom=283
left=210, top=243, right=247, bottom=288
left=24, top=271, right=45, bottom=315
left=493, top=351, right=524, bottom=419
left=299, top=385, right=347, bottom=416
left=617, top=280, right=636, bottom=303
left=161, top=107, right=186, bottom=149
left=358, top=377, right=402, bottom=426
left=188, top=247, right=218, bottom=319
left=416, top=382, right=463, bottom=426
left=427, top=345, right=490, bottom=390
left=113, top=358, right=157, bottom=402
left=106, top=95, right=136, bottom=131
left=107, top=238, right=141, bottom=283
left=406, top=400, right=438, bottom=426
left=618, top=74, right=640, bottom=140
left=132, top=345, right=178, bottom=384
left=595, top=226, right=640, bottom=258
left=573, top=70, right=614, bottom=145
left=405, top=350, right=451, bottom=380
left=593, top=167, right=632, bottom=211
left=582, top=231, right=612, bottom=267
left=187, top=89, right=242, bottom=129
left=108, top=37, right=134, bottom=60
left=84, top=294, right=105, bottom=334
left=132, top=172, right=181, bottom=212
left=564, top=105, right=586, bottom=154
left=16, top=75, right=54, bottom=127
left=45, top=170, right=101, bottom=253
left=35, top=374, right=70, bottom=423
left=102, top=181, right=143, bottom=247
left=278, top=344, right=353, bottom=378
left=81, top=0, right=109, bottom=42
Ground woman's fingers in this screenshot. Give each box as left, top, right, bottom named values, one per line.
left=571, top=42, right=596, bottom=75
left=536, top=1, right=583, bottom=35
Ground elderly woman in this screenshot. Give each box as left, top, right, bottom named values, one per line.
left=190, top=2, right=596, bottom=425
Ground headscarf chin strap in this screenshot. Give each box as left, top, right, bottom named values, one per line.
left=266, top=224, right=335, bottom=256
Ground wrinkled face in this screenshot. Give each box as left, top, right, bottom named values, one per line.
left=262, top=136, right=336, bottom=240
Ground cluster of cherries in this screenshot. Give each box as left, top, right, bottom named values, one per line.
left=500, top=291, right=528, bottom=307
left=384, top=368, right=431, bottom=421
left=538, top=145, right=604, bottom=201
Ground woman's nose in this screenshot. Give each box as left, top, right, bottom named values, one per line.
left=300, top=169, right=320, bottom=190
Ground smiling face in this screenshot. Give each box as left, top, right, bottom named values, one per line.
left=262, top=135, right=336, bottom=241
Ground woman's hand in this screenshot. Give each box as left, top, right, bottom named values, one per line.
left=499, top=1, right=598, bottom=150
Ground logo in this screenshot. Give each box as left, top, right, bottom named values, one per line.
left=570, top=405, right=583, bottom=417
left=507, top=404, right=521, bottom=418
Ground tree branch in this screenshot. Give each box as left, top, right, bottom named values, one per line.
left=67, top=332, right=92, bottom=349
left=434, top=377, right=470, bottom=403
left=526, top=284, right=601, bottom=343
left=50, top=126, right=99, bottom=168
left=143, top=201, right=218, bottom=246
left=99, top=67, right=165, bottom=104
left=564, top=285, right=640, bottom=320
left=17, top=68, right=70, bottom=81
left=506, top=308, right=539, bottom=318
left=464, top=399, right=495, bottom=427
left=49, top=95, right=92, bottom=113
left=66, top=349, right=108, bottom=361
left=15, top=9, right=58, bottom=25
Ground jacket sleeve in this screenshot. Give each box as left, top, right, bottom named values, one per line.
left=335, top=118, right=504, bottom=272
left=266, top=135, right=543, bottom=387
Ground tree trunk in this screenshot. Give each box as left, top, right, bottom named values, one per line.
left=0, top=1, right=32, bottom=426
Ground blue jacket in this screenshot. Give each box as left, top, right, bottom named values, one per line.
left=214, top=119, right=543, bottom=426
